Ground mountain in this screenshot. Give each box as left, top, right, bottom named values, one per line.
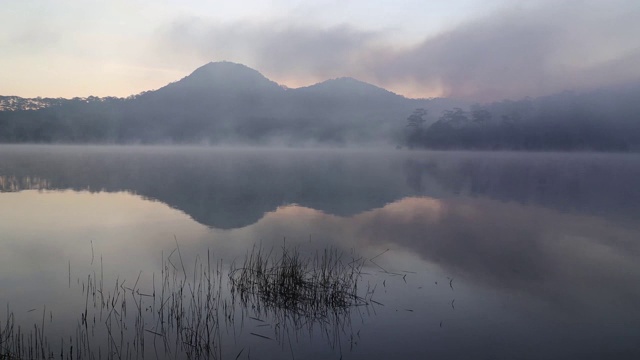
left=162, top=61, right=284, bottom=92
left=298, top=77, right=402, bottom=98
left=0, top=61, right=463, bottom=145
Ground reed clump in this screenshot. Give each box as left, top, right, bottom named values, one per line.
left=1, top=244, right=372, bottom=360
left=0, top=247, right=226, bottom=360
left=229, top=245, right=368, bottom=319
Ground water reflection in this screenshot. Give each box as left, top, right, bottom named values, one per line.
left=1, top=146, right=639, bottom=229
left=1, top=146, right=640, bottom=358
left=0, top=175, right=51, bottom=192
left=0, top=146, right=418, bottom=228
left=357, top=197, right=640, bottom=313
left=403, top=152, right=640, bottom=224
left=211, top=197, right=640, bottom=316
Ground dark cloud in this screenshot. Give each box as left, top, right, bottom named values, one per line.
left=157, top=1, right=640, bottom=100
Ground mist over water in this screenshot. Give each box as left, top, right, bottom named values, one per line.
left=1, top=145, right=640, bottom=359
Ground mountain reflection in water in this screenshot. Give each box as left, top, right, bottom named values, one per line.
left=1, top=145, right=639, bottom=359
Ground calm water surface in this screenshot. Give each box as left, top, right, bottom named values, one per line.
left=1, top=145, right=639, bottom=359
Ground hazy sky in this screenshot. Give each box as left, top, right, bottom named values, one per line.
left=1, top=0, right=639, bottom=100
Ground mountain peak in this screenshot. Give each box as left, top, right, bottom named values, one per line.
left=302, top=77, right=403, bottom=98
left=168, top=61, right=283, bottom=92
left=191, top=61, right=257, bottom=77
left=327, top=76, right=369, bottom=84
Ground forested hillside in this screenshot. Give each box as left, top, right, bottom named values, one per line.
left=404, top=83, right=640, bottom=151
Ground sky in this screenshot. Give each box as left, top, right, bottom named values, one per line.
left=1, top=0, right=639, bottom=101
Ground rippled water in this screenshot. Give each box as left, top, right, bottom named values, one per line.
left=1, top=145, right=639, bottom=359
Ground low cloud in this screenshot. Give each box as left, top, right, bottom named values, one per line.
left=374, top=1, right=640, bottom=100
left=157, top=1, right=640, bottom=101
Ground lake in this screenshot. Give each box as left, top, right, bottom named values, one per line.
left=1, top=145, right=640, bottom=359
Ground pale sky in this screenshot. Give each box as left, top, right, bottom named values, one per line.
left=1, top=0, right=639, bottom=101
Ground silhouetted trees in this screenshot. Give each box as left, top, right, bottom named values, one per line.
left=405, top=85, right=640, bottom=151
left=405, top=108, right=427, bottom=148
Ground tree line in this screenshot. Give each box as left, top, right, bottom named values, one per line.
left=404, top=85, right=640, bottom=151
